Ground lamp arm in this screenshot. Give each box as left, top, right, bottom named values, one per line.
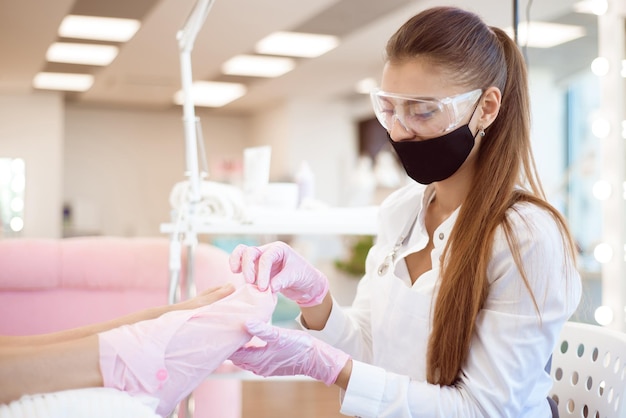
left=176, top=0, right=215, bottom=205
left=177, top=0, right=215, bottom=52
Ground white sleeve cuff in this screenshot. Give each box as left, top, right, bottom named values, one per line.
left=340, top=360, right=386, bottom=418
left=296, top=296, right=351, bottom=346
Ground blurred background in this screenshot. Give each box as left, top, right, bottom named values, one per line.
left=0, top=0, right=624, bottom=330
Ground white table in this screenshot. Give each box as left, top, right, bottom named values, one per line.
left=160, top=205, right=379, bottom=236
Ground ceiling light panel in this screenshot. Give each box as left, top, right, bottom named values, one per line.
left=46, top=42, right=119, bottom=66
left=59, top=15, right=141, bottom=42
left=255, top=31, right=339, bottom=58
left=173, top=81, right=247, bottom=107
left=222, top=55, right=296, bottom=78
left=505, top=22, right=586, bottom=48
left=33, top=72, right=94, bottom=92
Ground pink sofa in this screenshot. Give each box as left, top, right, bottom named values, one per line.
left=0, top=236, right=244, bottom=418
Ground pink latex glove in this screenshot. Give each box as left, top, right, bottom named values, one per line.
left=229, top=320, right=350, bottom=386
left=98, top=284, right=276, bottom=417
left=229, top=241, right=329, bottom=307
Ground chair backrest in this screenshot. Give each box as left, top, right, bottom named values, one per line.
left=550, top=321, right=626, bottom=418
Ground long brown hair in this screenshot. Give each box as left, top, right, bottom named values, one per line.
left=385, top=7, right=577, bottom=386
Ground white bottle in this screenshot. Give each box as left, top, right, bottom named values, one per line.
left=296, top=161, right=315, bottom=208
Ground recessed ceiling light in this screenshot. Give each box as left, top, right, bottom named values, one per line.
left=46, top=42, right=119, bottom=66
left=33, top=72, right=94, bottom=92
left=59, top=15, right=141, bottom=42
left=255, top=31, right=339, bottom=58
left=173, top=81, right=247, bottom=107
left=505, top=21, right=586, bottom=48
left=222, top=54, right=295, bottom=78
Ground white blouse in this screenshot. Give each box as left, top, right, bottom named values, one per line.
left=304, top=182, right=582, bottom=417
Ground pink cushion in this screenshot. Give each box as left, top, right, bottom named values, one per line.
left=0, top=238, right=61, bottom=289
left=0, top=237, right=244, bottom=291
left=189, top=243, right=246, bottom=291
left=60, top=237, right=170, bottom=290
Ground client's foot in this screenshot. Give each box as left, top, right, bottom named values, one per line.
left=98, top=284, right=276, bottom=416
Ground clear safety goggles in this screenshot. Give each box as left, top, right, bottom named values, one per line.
left=370, top=88, right=482, bottom=137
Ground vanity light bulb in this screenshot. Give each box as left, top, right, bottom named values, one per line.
left=592, top=180, right=612, bottom=200
left=594, top=305, right=613, bottom=326
left=591, top=57, right=609, bottom=76
left=9, top=217, right=24, bottom=232
left=10, top=197, right=24, bottom=212
left=592, top=118, right=611, bottom=139
left=594, top=242, right=613, bottom=263
left=10, top=175, right=26, bottom=193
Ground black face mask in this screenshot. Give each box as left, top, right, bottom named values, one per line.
left=388, top=124, right=479, bottom=184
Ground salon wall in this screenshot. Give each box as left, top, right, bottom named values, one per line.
left=62, top=99, right=359, bottom=238
left=0, top=92, right=360, bottom=238
left=63, top=105, right=249, bottom=237
left=0, top=92, right=64, bottom=238
left=287, top=99, right=358, bottom=206
left=250, top=98, right=358, bottom=205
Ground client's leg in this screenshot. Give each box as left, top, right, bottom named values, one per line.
left=0, top=333, right=101, bottom=404
left=0, top=284, right=237, bottom=348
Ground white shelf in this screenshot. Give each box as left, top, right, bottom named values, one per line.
left=160, top=206, right=379, bottom=236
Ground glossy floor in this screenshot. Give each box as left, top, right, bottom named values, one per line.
left=242, top=381, right=345, bottom=418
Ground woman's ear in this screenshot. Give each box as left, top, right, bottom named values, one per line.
left=479, top=86, right=501, bottom=129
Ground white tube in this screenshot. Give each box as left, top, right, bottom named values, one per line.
left=177, top=0, right=215, bottom=52
left=177, top=0, right=215, bottom=204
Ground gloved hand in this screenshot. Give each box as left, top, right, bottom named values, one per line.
left=98, top=284, right=276, bottom=417
left=229, top=320, right=350, bottom=386
left=229, top=241, right=329, bottom=307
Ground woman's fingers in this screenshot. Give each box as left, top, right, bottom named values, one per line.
left=228, top=244, right=247, bottom=273
left=257, top=245, right=286, bottom=292
left=230, top=245, right=265, bottom=286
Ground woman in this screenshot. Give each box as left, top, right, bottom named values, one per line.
left=228, top=6, right=582, bottom=417
left=1, top=283, right=275, bottom=417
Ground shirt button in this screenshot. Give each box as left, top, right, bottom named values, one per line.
left=438, top=233, right=444, bottom=240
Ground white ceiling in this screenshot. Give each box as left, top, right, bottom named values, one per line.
left=0, top=0, right=595, bottom=116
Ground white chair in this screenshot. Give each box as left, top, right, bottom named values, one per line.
left=549, top=321, right=626, bottom=418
